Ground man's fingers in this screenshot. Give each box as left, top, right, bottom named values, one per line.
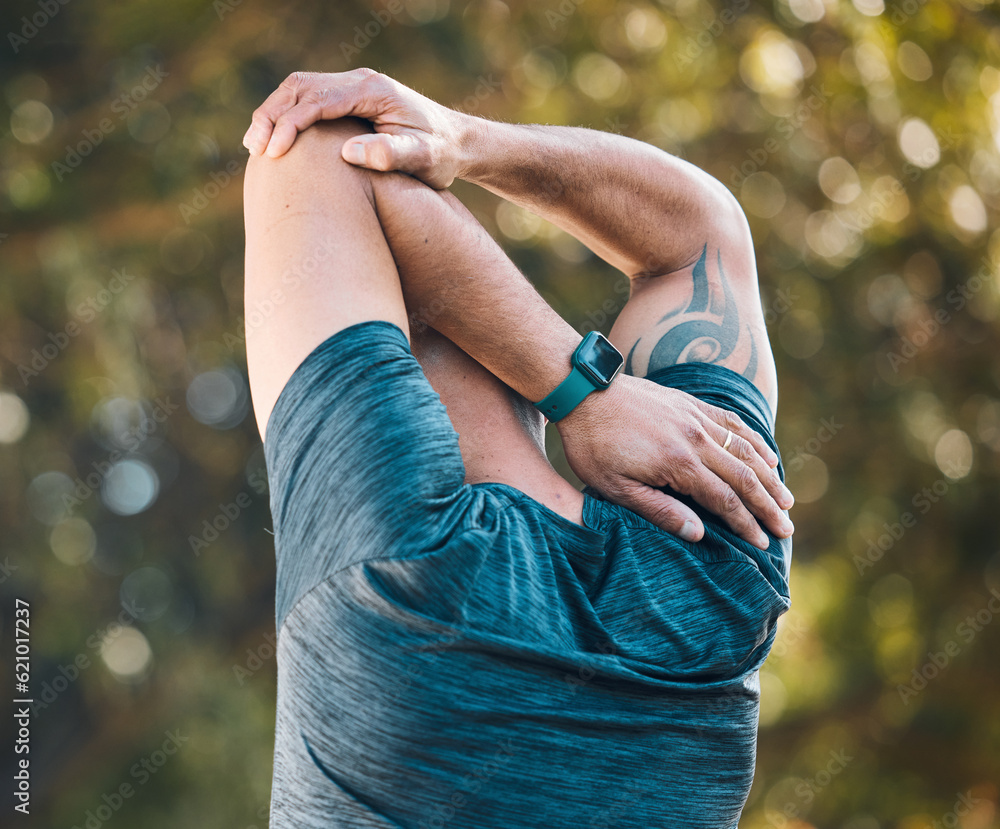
left=709, top=423, right=795, bottom=522
left=243, top=108, right=281, bottom=157
left=245, top=70, right=384, bottom=158
left=616, top=484, right=705, bottom=542
left=711, top=439, right=794, bottom=540
left=704, top=404, right=780, bottom=469
left=682, top=467, right=772, bottom=550
left=703, top=407, right=793, bottom=510
left=244, top=75, right=307, bottom=156
left=265, top=90, right=360, bottom=158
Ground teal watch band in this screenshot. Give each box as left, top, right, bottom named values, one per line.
left=535, top=366, right=596, bottom=422
left=535, top=331, right=624, bottom=422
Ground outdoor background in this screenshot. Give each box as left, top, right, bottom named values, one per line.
left=1, top=0, right=999, bottom=826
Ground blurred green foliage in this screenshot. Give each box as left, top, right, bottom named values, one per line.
left=1, top=0, right=999, bottom=826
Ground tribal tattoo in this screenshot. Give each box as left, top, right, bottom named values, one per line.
left=624, top=244, right=758, bottom=380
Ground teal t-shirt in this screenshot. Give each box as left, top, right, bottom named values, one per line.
left=263, top=320, right=791, bottom=828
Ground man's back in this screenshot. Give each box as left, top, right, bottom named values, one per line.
left=264, top=322, right=791, bottom=828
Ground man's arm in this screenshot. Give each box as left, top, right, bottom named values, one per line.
left=457, top=120, right=737, bottom=280
left=243, top=70, right=793, bottom=547
left=452, top=122, right=776, bottom=417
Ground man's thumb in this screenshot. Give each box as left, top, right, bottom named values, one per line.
left=342, top=134, right=410, bottom=173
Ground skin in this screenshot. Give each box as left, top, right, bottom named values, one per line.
left=241, top=69, right=794, bottom=550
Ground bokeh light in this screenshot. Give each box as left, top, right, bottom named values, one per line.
left=26, top=471, right=75, bottom=526
left=739, top=31, right=805, bottom=97
left=186, top=367, right=249, bottom=429
left=100, top=459, right=160, bottom=515
left=572, top=53, right=627, bottom=102
left=818, top=157, right=862, bottom=204
left=741, top=172, right=786, bottom=218
left=949, top=184, right=988, bottom=235
left=897, top=117, right=941, bottom=169
left=934, top=428, right=973, bottom=479
left=10, top=99, right=53, bottom=144
left=0, top=391, right=30, bottom=443
left=49, top=517, right=97, bottom=566
left=99, top=626, right=154, bottom=684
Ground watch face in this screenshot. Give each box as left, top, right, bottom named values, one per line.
left=577, top=332, right=624, bottom=387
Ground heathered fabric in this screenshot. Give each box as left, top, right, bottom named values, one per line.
left=264, top=320, right=792, bottom=829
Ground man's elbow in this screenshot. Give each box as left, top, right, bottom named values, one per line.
left=704, top=180, right=755, bottom=255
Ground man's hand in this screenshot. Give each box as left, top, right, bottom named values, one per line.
left=243, top=68, right=466, bottom=189
left=558, top=374, right=794, bottom=550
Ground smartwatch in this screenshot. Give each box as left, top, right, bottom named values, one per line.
left=534, top=331, right=624, bottom=422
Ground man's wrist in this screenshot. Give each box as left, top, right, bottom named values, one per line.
left=554, top=370, right=628, bottom=433
left=533, top=331, right=623, bottom=422
left=451, top=111, right=498, bottom=184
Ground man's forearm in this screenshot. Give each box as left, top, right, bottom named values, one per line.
left=454, top=118, right=741, bottom=278
left=370, top=168, right=584, bottom=407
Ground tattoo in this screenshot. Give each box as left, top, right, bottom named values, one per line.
left=624, top=244, right=758, bottom=380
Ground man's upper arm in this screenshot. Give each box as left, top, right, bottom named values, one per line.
left=606, top=193, right=779, bottom=417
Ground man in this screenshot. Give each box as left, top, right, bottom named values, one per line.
left=242, top=69, right=794, bottom=828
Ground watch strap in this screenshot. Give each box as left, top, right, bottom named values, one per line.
left=535, top=366, right=596, bottom=422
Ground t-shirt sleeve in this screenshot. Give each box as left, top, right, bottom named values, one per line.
left=262, top=320, right=472, bottom=630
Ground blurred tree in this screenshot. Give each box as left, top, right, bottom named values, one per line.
left=0, top=0, right=998, bottom=827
